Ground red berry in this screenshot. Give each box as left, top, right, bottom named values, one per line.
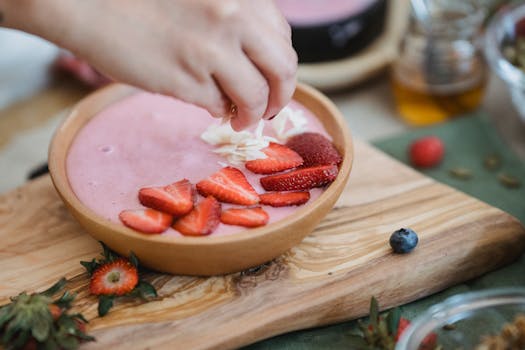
left=260, top=165, right=339, bottom=191
left=138, top=179, right=194, bottom=216
left=119, top=209, right=172, bottom=234
left=173, top=196, right=221, bottom=236
left=286, top=132, right=342, bottom=167
left=220, top=207, right=269, bottom=228
left=48, top=304, right=62, bottom=321
left=409, top=136, right=444, bottom=168
left=420, top=332, right=438, bottom=349
left=197, top=167, right=259, bottom=205
left=395, top=317, right=411, bottom=341
left=245, top=142, right=303, bottom=174
left=89, top=258, right=139, bottom=296
left=259, top=191, right=310, bottom=207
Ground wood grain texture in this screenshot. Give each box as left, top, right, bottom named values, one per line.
left=1, top=140, right=524, bottom=349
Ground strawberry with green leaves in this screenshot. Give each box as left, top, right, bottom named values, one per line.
left=81, top=242, right=157, bottom=316
left=0, top=278, right=93, bottom=350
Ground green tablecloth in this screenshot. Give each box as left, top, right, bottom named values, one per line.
left=245, top=113, right=525, bottom=350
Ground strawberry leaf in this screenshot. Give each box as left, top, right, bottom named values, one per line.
left=370, top=296, right=379, bottom=328
left=54, top=291, right=76, bottom=309
left=132, top=281, right=157, bottom=299
left=387, top=307, right=401, bottom=335
left=101, top=241, right=119, bottom=262
left=129, top=251, right=139, bottom=269
left=31, top=307, right=52, bottom=341
left=80, top=259, right=100, bottom=276
left=57, top=332, right=79, bottom=349
left=40, top=277, right=67, bottom=297
left=98, top=295, right=115, bottom=317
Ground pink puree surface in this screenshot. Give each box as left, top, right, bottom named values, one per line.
left=275, top=0, right=378, bottom=25
left=66, top=92, right=331, bottom=237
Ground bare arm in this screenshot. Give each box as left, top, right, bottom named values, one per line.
left=0, top=0, right=297, bottom=130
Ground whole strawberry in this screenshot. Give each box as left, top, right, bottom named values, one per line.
left=409, top=136, right=445, bottom=168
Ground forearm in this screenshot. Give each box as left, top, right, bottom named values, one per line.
left=0, top=0, right=78, bottom=48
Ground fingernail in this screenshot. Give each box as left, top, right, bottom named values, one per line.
left=269, top=114, right=277, bottom=120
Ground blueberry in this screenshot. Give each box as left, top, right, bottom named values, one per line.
left=389, top=228, right=418, bottom=254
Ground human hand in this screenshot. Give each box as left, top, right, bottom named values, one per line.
left=3, top=0, right=297, bottom=130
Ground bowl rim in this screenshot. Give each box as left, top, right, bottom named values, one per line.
left=395, top=287, right=525, bottom=349
left=485, top=2, right=525, bottom=90
left=48, top=82, right=353, bottom=247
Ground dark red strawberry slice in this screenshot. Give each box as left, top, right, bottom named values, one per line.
left=260, top=165, right=338, bottom=191
left=259, top=191, right=310, bottom=207
left=196, top=167, right=259, bottom=205
left=220, top=207, right=269, bottom=228
left=286, top=132, right=342, bottom=166
left=245, top=142, right=303, bottom=174
left=138, top=179, right=194, bottom=216
left=173, top=196, right=221, bottom=236
left=119, top=209, right=172, bottom=234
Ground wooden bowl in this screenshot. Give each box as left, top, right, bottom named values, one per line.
left=48, top=83, right=353, bottom=276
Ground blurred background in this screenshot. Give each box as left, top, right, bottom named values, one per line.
left=0, top=0, right=524, bottom=193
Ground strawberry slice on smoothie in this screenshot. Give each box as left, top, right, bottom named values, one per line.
left=173, top=196, right=221, bottom=236
left=197, top=167, right=260, bottom=205
left=245, top=142, right=303, bottom=174
left=138, top=179, right=194, bottom=216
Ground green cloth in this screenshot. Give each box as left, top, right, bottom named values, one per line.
left=245, top=113, right=525, bottom=350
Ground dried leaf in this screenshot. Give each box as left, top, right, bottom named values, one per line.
left=443, top=323, right=456, bottom=330
left=483, top=154, right=502, bottom=171
left=448, top=167, right=472, bottom=180
left=498, top=173, right=522, bottom=189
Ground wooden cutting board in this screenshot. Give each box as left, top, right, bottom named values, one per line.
left=1, top=139, right=524, bottom=349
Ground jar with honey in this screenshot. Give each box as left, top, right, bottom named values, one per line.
left=391, top=1, right=487, bottom=126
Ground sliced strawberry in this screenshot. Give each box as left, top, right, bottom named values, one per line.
left=220, top=207, right=269, bottom=228
left=89, top=258, right=139, bottom=296
left=286, top=132, right=342, bottom=167
left=173, top=196, right=221, bottom=236
left=259, top=191, right=310, bottom=207
left=395, top=317, right=411, bottom=341
left=260, top=165, right=338, bottom=191
left=139, top=179, right=194, bottom=216
left=196, top=167, right=259, bottom=205
left=245, top=142, right=303, bottom=174
left=119, top=209, right=172, bottom=234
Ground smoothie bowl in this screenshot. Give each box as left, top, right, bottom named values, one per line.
left=49, top=83, right=352, bottom=276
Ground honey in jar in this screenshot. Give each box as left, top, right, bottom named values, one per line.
left=391, top=1, right=487, bottom=126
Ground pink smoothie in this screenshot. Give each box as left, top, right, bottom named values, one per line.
left=275, top=0, right=378, bottom=25
left=66, top=92, right=332, bottom=237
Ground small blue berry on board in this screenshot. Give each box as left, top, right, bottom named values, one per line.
left=390, top=228, right=418, bottom=254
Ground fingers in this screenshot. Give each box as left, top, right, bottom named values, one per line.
left=250, top=0, right=292, bottom=43
left=163, top=70, right=230, bottom=119
left=243, top=30, right=297, bottom=119
left=212, top=52, right=270, bottom=131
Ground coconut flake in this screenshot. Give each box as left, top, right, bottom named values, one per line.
left=201, top=120, right=276, bottom=165
left=271, top=106, right=308, bottom=141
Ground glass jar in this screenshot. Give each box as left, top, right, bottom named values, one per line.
left=391, top=1, right=487, bottom=126
left=395, top=288, right=525, bottom=350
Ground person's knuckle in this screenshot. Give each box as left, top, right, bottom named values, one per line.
left=207, top=0, right=241, bottom=22
left=276, top=56, right=297, bottom=83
